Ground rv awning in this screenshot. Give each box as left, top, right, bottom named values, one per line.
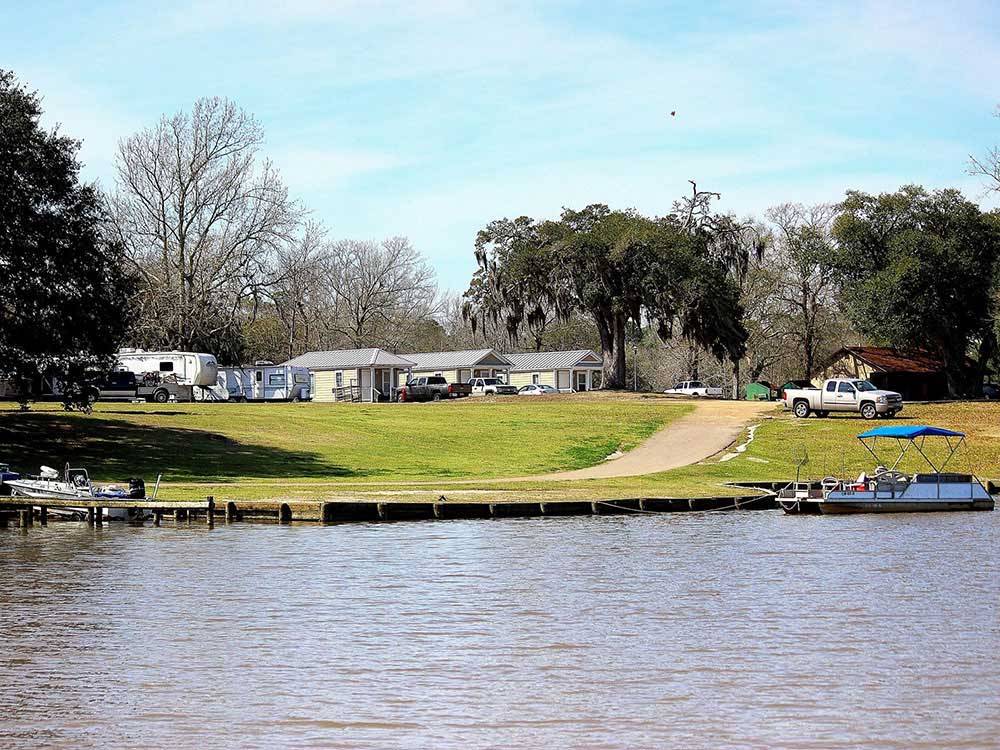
left=857, top=425, right=965, bottom=440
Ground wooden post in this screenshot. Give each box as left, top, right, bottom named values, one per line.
left=87, top=507, right=95, bottom=525
left=154, top=510, right=162, bottom=527
left=0, top=512, right=8, bottom=529
left=174, top=508, right=184, bottom=523
left=279, top=503, right=292, bottom=524
left=39, top=506, right=48, bottom=526
left=206, top=497, right=214, bottom=527
left=225, top=501, right=237, bottom=523
left=18, top=509, right=30, bottom=527
left=94, top=507, right=103, bottom=527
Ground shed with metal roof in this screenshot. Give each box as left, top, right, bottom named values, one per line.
left=397, top=349, right=513, bottom=386
left=506, top=350, right=603, bottom=392
left=814, top=347, right=973, bottom=401
left=283, top=349, right=414, bottom=402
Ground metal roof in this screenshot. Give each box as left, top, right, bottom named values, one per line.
left=858, top=425, right=965, bottom=440
left=506, top=350, right=603, bottom=371
left=283, top=349, right=415, bottom=370
left=831, top=347, right=955, bottom=375
left=403, top=349, right=513, bottom=371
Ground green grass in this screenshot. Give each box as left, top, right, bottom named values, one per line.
left=462, top=401, right=1000, bottom=502
left=0, top=393, right=687, bottom=490
left=3, top=396, right=996, bottom=504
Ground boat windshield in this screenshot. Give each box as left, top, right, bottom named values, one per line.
left=853, top=380, right=878, bottom=392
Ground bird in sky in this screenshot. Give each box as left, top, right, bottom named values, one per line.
left=670, top=111, right=676, bottom=117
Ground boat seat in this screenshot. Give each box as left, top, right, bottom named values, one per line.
left=914, top=473, right=972, bottom=484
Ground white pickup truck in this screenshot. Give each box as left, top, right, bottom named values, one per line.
left=664, top=380, right=724, bottom=398
left=783, top=378, right=903, bottom=420
left=468, top=377, right=517, bottom=396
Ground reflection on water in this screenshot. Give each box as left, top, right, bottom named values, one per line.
left=1, top=512, right=997, bottom=749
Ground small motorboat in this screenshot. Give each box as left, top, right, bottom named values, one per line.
left=779, top=425, right=995, bottom=514
left=5, top=464, right=147, bottom=521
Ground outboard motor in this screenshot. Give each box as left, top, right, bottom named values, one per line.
left=128, top=478, right=146, bottom=499
left=0, top=464, right=20, bottom=496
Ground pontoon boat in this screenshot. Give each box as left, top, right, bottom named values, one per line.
left=779, top=426, right=995, bottom=514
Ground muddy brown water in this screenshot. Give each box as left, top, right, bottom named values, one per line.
left=1, top=511, right=997, bottom=749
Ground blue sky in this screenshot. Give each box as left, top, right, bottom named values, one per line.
left=4, top=0, right=999, bottom=290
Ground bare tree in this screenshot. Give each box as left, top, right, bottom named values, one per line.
left=767, top=203, right=841, bottom=379
left=270, top=222, right=327, bottom=361
left=108, top=97, right=302, bottom=354
left=969, top=105, right=1000, bottom=193
left=320, top=237, right=440, bottom=349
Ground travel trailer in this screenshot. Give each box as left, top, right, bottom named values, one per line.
left=218, top=362, right=311, bottom=402
left=115, top=349, right=219, bottom=388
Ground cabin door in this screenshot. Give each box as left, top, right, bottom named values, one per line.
left=575, top=371, right=588, bottom=391
left=377, top=369, right=392, bottom=401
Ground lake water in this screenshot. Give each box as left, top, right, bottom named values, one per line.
left=1, top=511, right=997, bottom=749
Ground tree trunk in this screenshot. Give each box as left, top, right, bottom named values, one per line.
left=596, top=311, right=627, bottom=389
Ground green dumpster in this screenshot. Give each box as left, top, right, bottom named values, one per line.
left=745, top=381, right=774, bottom=401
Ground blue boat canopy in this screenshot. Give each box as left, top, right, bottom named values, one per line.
left=857, top=425, right=965, bottom=440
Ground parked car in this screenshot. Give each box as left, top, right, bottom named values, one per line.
left=397, top=376, right=472, bottom=402
left=468, top=377, right=518, bottom=396
left=782, top=378, right=903, bottom=420
left=664, top=380, right=723, bottom=398
left=983, top=382, right=1000, bottom=400
left=517, top=384, right=558, bottom=396
left=86, top=371, right=180, bottom=404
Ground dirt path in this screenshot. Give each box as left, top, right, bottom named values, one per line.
left=523, top=399, right=777, bottom=481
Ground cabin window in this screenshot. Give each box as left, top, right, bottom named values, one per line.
left=532, top=374, right=540, bottom=385
left=335, top=372, right=343, bottom=387
left=159, top=361, right=173, bottom=372
left=268, top=374, right=285, bottom=386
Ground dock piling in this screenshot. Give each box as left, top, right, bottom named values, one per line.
left=225, top=501, right=237, bottom=523
left=94, top=507, right=103, bottom=527
left=279, top=503, right=292, bottom=524
left=39, top=506, right=48, bottom=526
left=154, top=510, right=162, bottom=527
left=18, top=509, right=31, bottom=527
left=206, top=497, right=214, bottom=527
left=87, top=507, right=95, bottom=525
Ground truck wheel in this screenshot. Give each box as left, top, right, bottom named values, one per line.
left=793, top=400, right=810, bottom=418
left=153, top=389, right=169, bottom=404
left=860, top=402, right=877, bottom=420
left=432, top=392, right=442, bottom=402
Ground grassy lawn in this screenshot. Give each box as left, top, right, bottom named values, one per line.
left=0, top=392, right=687, bottom=490
left=478, top=401, right=1000, bottom=501
left=2, top=395, right=996, bottom=504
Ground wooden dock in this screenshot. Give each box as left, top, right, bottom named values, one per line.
left=0, top=493, right=778, bottom=527
left=0, top=496, right=215, bottom=528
